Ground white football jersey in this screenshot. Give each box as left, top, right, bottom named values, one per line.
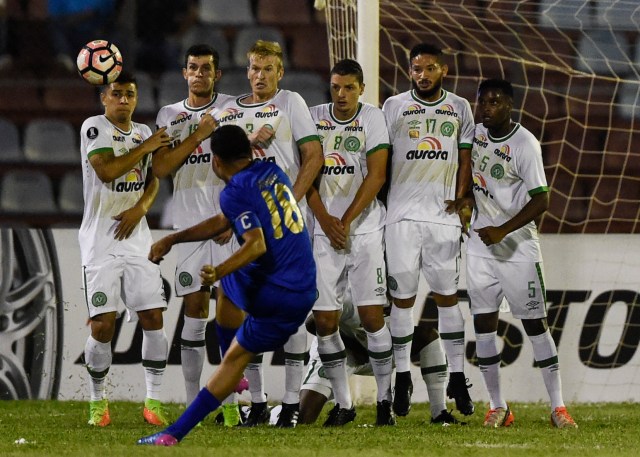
left=155, top=93, right=235, bottom=229
left=467, top=123, right=549, bottom=261
left=382, top=89, right=475, bottom=226
left=79, top=115, right=153, bottom=265
left=213, top=89, right=319, bottom=184
left=309, top=102, right=388, bottom=235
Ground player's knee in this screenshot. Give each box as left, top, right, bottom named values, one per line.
left=90, top=313, right=117, bottom=342
left=521, top=317, right=548, bottom=336
left=138, top=308, right=164, bottom=330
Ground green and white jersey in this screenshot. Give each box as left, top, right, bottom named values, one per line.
left=467, top=123, right=548, bottom=262
left=309, top=102, right=389, bottom=235
left=382, top=89, right=474, bottom=226
left=214, top=89, right=320, bottom=185
left=155, top=93, right=235, bottom=229
left=79, top=115, right=153, bottom=265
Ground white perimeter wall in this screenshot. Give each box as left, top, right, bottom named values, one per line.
left=53, top=230, right=640, bottom=404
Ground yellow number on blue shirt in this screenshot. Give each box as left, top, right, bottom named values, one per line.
left=261, top=183, right=304, bottom=239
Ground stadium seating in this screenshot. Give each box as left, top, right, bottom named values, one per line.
left=134, top=71, right=158, bottom=115
left=287, top=25, right=330, bottom=72
left=216, top=67, right=250, bottom=96
left=0, top=117, right=22, bottom=162
left=0, top=169, right=57, bottom=214
left=57, top=171, right=85, bottom=215
left=23, top=119, right=79, bottom=164
left=575, top=30, right=633, bottom=76
left=42, top=78, right=101, bottom=114
left=198, top=0, right=255, bottom=26
left=538, top=0, right=594, bottom=30
left=232, top=26, right=289, bottom=68
left=256, top=0, right=313, bottom=25
left=180, top=25, right=233, bottom=70
left=158, top=72, right=188, bottom=108
left=595, top=0, right=640, bottom=31
left=281, top=70, right=329, bottom=107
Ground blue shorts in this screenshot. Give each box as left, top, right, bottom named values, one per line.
left=223, top=278, right=316, bottom=354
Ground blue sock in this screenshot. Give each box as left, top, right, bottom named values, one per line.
left=215, top=321, right=238, bottom=357
left=165, top=388, right=220, bottom=440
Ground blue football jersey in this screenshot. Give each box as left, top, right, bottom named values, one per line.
left=219, top=161, right=316, bottom=309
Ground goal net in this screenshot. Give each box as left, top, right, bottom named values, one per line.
left=322, top=0, right=640, bottom=234
left=320, top=0, right=640, bottom=403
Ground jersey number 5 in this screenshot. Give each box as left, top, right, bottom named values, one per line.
left=261, top=183, right=304, bottom=239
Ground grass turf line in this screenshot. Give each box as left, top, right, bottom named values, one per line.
left=0, top=401, right=636, bottom=457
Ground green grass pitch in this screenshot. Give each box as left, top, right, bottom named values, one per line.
left=0, top=401, right=637, bottom=457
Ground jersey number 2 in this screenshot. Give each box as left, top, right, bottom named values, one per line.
left=261, top=183, right=304, bottom=239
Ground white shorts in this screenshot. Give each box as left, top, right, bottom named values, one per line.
left=467, top=254, right=547, bottom=320
left=174, top=238, right=237, bottom=296
left=313, top=229, right=387, bottom=312
left=386, top=220, right=461, bottom=298
left=82, top=255, right=167, bottom=318
left=301, top=338, right=372, bottom=399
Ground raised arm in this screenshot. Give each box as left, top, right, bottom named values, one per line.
left=90, top=127, right=171, bottom=183
left=152, top=111, right=217, bottom=178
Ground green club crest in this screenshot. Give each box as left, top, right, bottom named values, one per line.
left=179, top=272, right=193, bottom=287
left=344, top=136, right=361, bottom=152
left=387, top=276, right=398, bottom=291
left=91, top=292, right=107, bottom=307
left=491, top=164, right=505, bottom=179
left=440, top=121, right=455, bottom=137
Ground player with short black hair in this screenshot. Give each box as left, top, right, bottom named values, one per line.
left=137, top=124, right=317, bottom=446
left=382, top=42, right=475, bottom=419
left=80, top=70, right=172, bottom=428
left=467, top=78, right=577, bottom=429
left=152, top=43, right=241, bottom=423
left=307, top=58, right=394, bottom=426
left=213, top=39, right=324, bottom=428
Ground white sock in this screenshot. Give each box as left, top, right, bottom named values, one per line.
left=475, top=331, right=505, bottom=410
left=245, top=355, right=267, bottom=403
left=142, top=328, right=168, bottom=401
left=390, top=305, right=414, bottom=373
left=438, top=304, right=466, bottom=373
left=529, top=330, right=564, bottom=410
left=84, top=335, right=112, bottom=401
left=366, top=325, right=393, bottom=402
left=419, top=338, right=447, bottom=417
left=282, top=324, right=308, bottom=404
left=317, top=330, right=352, bottom=409
left=181, top=316, right=207, bottom=405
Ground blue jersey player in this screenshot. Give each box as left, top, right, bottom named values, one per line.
left=138, top=125, right=317, bottom=446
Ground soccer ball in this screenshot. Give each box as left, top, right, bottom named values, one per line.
left=76, top=40, right=123, bottom=85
